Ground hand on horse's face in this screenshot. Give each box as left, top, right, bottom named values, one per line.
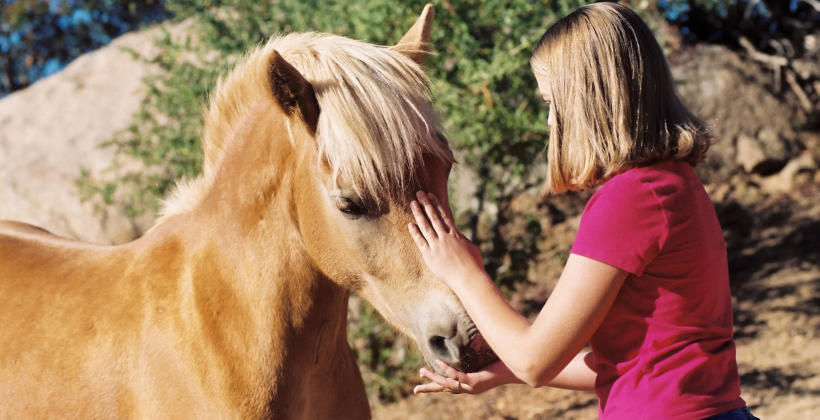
left=408, top=191, right=485, bottom=290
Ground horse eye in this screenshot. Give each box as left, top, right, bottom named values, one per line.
left=336, top=197, right=366, bottom=217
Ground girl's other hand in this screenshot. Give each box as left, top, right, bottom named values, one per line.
left=413, top=360, right=500, bottom=395
left=408, top=191, right=485, bottom=289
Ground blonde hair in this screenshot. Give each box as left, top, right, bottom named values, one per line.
left=162, top=32, right=452, bottom=217
left=264, top=33, right=452, bottom=201
left=531, top=2, right=710, bottom=194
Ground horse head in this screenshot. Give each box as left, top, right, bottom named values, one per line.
left=266, top=7, right=495, bottom=373
left=163, top=4, right=496, bottom=375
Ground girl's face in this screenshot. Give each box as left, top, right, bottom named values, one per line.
left=534, top=71, right=556, bottom=128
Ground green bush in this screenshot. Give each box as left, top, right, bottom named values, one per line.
left=82, top=0, right=592, bottom=403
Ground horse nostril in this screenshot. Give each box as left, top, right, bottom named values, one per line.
left=427, top=334, right=465, bottom=367
left=424, top=319, right=471, bottom=368
left=428, top=335, right=449, bottom=359
left=429, top=335, right=459, bottom=364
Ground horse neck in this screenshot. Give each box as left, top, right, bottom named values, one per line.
left=188, top=104, right=352, bottom=347
left=139, top=110, right=354, bottom=413
left=136, top=214, right=352, bottom=415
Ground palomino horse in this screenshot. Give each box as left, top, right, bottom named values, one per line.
left=0, top=5, right=494, bottom=419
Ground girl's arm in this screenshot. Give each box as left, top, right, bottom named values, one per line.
left=409, top=191, right=626, bottom=388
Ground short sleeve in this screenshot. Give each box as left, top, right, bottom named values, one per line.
left=570, top=175, right=669, bottom=275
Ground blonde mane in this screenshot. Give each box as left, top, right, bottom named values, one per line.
left=161, top=32, right=453, bottom=218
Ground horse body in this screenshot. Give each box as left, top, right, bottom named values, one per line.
left=1, top=119, right=365, bottom=419
left=0, top=5, right=495, bottom=418
left=1, top=94, right=367, bottom=418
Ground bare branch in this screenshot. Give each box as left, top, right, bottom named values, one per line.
left=785, top=69, right=815, bottom=112
left=739, top=37, right=789, bottom=67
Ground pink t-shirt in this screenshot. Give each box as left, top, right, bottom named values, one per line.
left=571, top=161, right=745, bottom=420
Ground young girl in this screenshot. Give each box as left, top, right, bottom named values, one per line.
left=408, top=3, right=756, bottom=419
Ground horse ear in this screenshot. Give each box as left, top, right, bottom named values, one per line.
left=392, top=3, right=434, bottom=66
left=268, top=50, right=320, bottom=133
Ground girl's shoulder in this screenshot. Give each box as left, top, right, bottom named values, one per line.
left=587, top=160, right=708, bottom=232
left=575, top=160, right=719, bottom=276
left=608, top=160, right=695, bottom=187
left=575, top=162, right=684, bottom=276
left=596, top=160, right=700, bottom=204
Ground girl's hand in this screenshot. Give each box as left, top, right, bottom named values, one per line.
left=408, top=191, right=485, bottom=289
left=413, top=360, right=501, bottom=395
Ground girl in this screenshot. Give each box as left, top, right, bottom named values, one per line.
left=408, top=3, right=756, bottom=419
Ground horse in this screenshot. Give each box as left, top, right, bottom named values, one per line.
left=0, top=5, right=495, bottom=419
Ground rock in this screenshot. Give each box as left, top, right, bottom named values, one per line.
left=448, top=155, right=480, bottom=223
left=758, top=127, right=794, bottom=162
left=736, top=134, right=765, bottom=173
left=672, top=44, right=801, bottom=183
left=0, top=21, right=190, bottom=244
left=736, top=129, right=792, bottom=175
left=759, top=151, right=818, bottom=193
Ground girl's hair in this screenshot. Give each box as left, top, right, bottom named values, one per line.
left=531, top=2, right=711, bottom=194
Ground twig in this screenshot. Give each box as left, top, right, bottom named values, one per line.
left=768, top=38, right=794, bottom=60
left=738, top=37, right=789, bottom=67
left=785, top=69, right=814, bottom=112
left=739, top=36, right=788, bottom=92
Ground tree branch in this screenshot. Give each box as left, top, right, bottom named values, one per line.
left=739, top=37, right=789, bottom=67
left=785, top=69, right=815, bottom=112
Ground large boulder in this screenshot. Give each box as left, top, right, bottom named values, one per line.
left=0, top=23, right=188, bottom=244
left=670, top=44, right=805, bottom=184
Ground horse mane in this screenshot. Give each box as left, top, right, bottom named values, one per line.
left=160, top=32, right=453, bottom=218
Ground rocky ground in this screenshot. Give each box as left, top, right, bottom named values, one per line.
left=1, top=20, right=817, bottom=420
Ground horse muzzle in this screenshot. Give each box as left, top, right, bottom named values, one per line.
left=424, top=326, right=499, bottom=373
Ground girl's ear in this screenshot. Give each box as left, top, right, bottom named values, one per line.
left=392, top=3, right=434, bottom=66
left=268, top=50, right=320, bottom=133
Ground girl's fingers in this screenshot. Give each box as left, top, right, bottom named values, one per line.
left=413, top=382, right=445, bottom=394
left=416, top=191, right=448, bottom=236
left=428, top=193, right=456, bottom=234
left=422, top=363, right=462, bottom=392
left=419, top=367, right=449, bottom=384
left=411, top=200, right=437, bottom=240
left=434, top=361, right=475, bottom=393
left=408, top=223, right=428, bottom=250
left=417, top=365, right=473, bottom=395
left=437, top=359, right=461, bottom=379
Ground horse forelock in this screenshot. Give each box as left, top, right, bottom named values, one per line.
left=272, top=33, right=453, bottom=202
left=160, top=32, right=452, bottom=220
